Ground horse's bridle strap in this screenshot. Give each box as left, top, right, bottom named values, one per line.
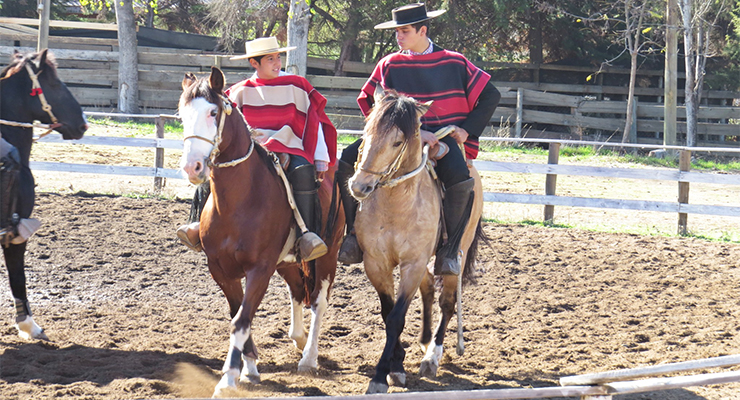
left=0, top=64, right=60, bottom=141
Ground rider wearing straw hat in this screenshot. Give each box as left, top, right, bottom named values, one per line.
left=336, top=2, right=501, bottom=275
left=177, top=37, right=338, bottom=262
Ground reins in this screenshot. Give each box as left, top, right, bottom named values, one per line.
left=0, top=63, right=61, bottom=141
left=358, top=125, right=455, bottom=189
left=182, top=94, right=254, bottom=168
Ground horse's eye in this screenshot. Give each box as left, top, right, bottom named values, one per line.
left=393, top=141, right=403, bottom=148
left=210, top=109, right=217, bottom=117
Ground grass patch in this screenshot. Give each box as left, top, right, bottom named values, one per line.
left=88, top=117, right=184, bottom=137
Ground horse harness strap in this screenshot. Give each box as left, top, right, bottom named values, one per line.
left=271, top=154, right=311, bottom=235
left=0, top=64, right=61, bottom=141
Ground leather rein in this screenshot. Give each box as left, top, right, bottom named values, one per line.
left=182, top=94, right=254, bottom=169
left=0, top=63, right=61, bottom=141
left=358, top=125, right=454, bottom=189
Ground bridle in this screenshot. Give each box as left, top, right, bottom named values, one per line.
left=182, top=94, right=254, bottom=168
left=0, top=62, right=62, bottom=141
left=357, top=131, right=431, bottom=189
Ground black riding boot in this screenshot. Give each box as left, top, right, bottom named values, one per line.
left=434, top=178, right=475, bottom=276
left=336, top=160, right=363, bottom=265
left=289, top=163, right=328, bottom=261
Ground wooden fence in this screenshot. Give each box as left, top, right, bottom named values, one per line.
left=1, top=33, right=738, bottom=146
left=28, top=111, right=740, bottom=235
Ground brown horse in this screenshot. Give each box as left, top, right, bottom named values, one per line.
left=178, top=67, right=343, bottom=398
left=349, top=90, right=483, bottom=394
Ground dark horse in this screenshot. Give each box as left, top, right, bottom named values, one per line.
left=178, top=67, right=343, bottom=398
left=1, top=49, right=87, bottom=339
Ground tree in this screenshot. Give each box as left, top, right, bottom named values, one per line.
left=206, top=0, right=288, bottom=52
left=115, top=0, right=139, bottom=113
left=678, top=0, right=730, bottom=146
left=286, top=0, right=310, bottom=76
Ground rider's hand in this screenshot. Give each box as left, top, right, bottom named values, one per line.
left=317, top=171, right=326, bottom=182
left=449, top=126, right=469, bottom=145
left=420, top=129, right=438, bottom=147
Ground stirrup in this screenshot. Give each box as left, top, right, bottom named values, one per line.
left=176, top=223, right=202, bottom=252
left=338, top=234, right=363, bottom=265
left=299, top=232, right=328, bottom=261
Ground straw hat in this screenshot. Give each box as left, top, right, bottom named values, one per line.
left=230, top=37, right=297, bottom=60
left=374, top=3, right=446, bottom=30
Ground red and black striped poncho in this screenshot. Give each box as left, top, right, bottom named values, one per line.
left=357, top=47, right=491, bottom=159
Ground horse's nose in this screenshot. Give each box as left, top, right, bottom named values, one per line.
left=193, top=160, right=204, bottom=175
left=80, top=123, right=88, bottom=133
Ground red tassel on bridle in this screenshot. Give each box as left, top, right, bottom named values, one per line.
left=30, top=88, right=42, bottom=96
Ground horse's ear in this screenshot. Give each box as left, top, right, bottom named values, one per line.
left=373, top=84, right=385, bottom=105
left=37, top=48, right=48, bottom=69
left=209, top=66, right=225, bottom=93
left=182, top=73, right=197, bottom=90
left=417, top=100, right=433, bottom=118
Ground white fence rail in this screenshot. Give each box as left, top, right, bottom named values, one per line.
left=31, top=112, right=740, bottom=233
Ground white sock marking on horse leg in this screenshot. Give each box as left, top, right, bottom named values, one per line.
left=298, top=278, right=329, bottom=371
left=288, top=284, right=307, bottom=350
left=15, top=315, right=44, bottom=340
left=240, top=354, right=260, bottom=384
left=214, top=326, right=250, bottom=396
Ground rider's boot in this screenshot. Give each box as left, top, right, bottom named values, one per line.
left=336, top=160, right=363, bottom=265
left=289, top=163, right=328, bottom=262
left=176, top=222, right=202, bottom=252
left=434, top=177, right=475, bottom=276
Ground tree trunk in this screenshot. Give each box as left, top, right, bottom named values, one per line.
left=115, top=0, right=139, bottom=114
left=622, top=50, right=639, bottom=143
left=528, top=10, right=543, bottom=64
left=681, top=0, right=696, bottom=147
left=335, top=0, right=362, bottom=76
left=286, top=0, right=310, bottom=77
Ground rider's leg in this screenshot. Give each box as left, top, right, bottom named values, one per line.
left=336, top=139, right=363, bottom=265
left=176, top=182, right=210, bottom=252
left=433, top=135, right=474, bottom=276
left=288, top=155, right=327, bottom=262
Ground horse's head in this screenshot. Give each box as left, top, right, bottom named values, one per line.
left=1, top=49, right=87, bottom=139
left=350, top=88, right=430, bottom=200
left=178, top=66, right=233, bottom=185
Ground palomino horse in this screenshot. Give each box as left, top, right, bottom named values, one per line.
left=178, top=67, right=343, bottom=398
left=1, top=49, right=87, bottom=340
left=349, top=90, right=483, bottom=394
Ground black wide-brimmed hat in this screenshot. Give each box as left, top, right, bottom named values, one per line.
left=374, top=3, right=446, bottom=30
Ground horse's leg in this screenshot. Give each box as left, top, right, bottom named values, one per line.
left=210, top=275, right=256, bottom=396
left=418, top=269, right=435, bottom=354
left=297, top=257, right=336, bottom=373
left=276, top=265, right=308, bottom=351
left=420, top=274, right=457, bottom=378
left=366, top=260, right=426, bottom=394
left=3, top=242, right=47, bottom=340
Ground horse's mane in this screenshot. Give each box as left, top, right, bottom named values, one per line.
left=366, top=90, right=421, bottom=142
left=1, top=51, right=58, bottom=80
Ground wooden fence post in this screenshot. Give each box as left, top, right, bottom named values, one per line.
left=544, top=142, right=560, bottom=223
left=677, top=150, right=691, bottom=235
left=515, top=88, right=523, bottom=138
left=153, top=116, right=165, bottom=193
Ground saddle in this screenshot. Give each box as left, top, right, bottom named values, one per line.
left=0, top=143, right=21, bottom=246
left=0, top=141, right=41, bottom=247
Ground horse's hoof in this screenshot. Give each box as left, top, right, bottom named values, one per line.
left=456, top=341, right=465, bottom=356
left=419, top=359, right=438, bottom=378
left=15, top=316, right=48, bottom=341
left=291, top=333, right=308, bottom=351
left=213, top=370, right=238, bottom=398
left=239, top=373, right=261, bottom=385
left=366, top=381, right=389, bottom=394
left=297, top=364, right=318, bottom=375
left=387, top=372, right=406, bottom=387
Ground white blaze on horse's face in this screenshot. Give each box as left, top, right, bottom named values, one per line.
left=179, top=97, right=219, bottom=185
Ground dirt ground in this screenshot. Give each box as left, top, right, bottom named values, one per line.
left=1, top=192, right=740, bottom=400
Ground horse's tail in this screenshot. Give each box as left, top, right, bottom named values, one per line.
left=462, top=219, right=484, bottom=287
